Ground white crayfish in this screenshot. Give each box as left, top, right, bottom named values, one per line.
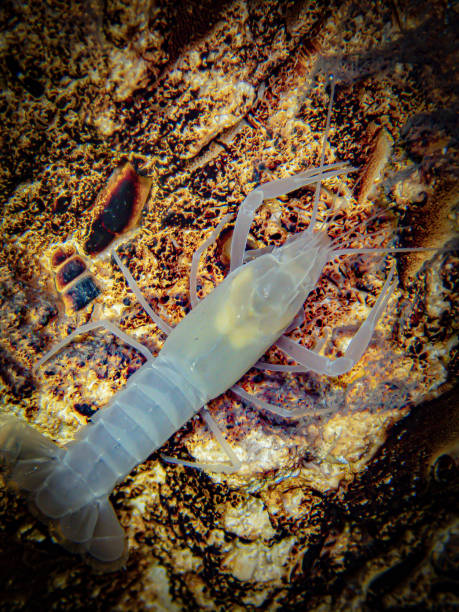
left=0, top=79, right=434, bottom=565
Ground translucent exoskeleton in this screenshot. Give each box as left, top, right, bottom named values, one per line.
left=0, top=77, right=438, bottom=566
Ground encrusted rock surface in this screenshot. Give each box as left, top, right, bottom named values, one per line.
left=0, top=0, right=457, bottom=610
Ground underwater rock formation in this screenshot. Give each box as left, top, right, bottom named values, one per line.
left=0, top=0, right=457, bottom=609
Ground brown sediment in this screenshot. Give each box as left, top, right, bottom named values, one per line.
left=50, top=245, right=75, bottom=269
left=49, top=249, right=99, bottom=313
left=398, top=179, right=459, bottom=284
left=62, top=275, right=100, bottom=313
left=356, top=124, right=393, bottom=206
left=55, top=256, right=87, bottom=291
left=215, top=227, right=259, bottom=270
left=0, top=345, right=35, bottom=399
left=83, top=162, right=153, bottom=256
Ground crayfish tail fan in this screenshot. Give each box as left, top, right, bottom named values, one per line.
left=0, top=415, right=126, bottom=565
left=85, top=497, right=126, bottom=563
left=57, top=496, right=126, bottom=565
left=0, top=414, right=64, bottom=492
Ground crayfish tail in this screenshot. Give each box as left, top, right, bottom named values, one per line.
left=0, top=414, right=126, bottom=566
left=0, top=414, right=64, bottom=491
left=56, top=496, right=126, bottom=566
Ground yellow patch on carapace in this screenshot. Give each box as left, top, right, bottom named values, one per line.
left=214, top=266, right=263, bottom=348
left=230, top=265, right=254, bottom=298
left=215, top=302, right=237, bottom=334
left=228, top=322, right=261, bottom=349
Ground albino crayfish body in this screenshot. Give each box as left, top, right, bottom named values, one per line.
left=0, top=81, right=429, bottom=565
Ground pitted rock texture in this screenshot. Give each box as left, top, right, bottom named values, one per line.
left=0, top=0, right=457, bottom=610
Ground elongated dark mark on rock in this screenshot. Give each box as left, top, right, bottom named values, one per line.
left=84, top=162, right=153, bottom=256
